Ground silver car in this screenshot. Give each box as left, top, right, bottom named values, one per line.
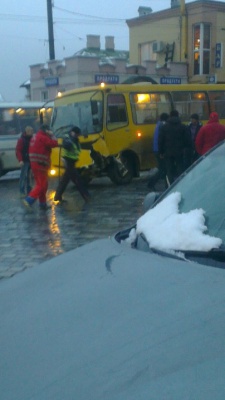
left=1, top=141, right=225, bottom=399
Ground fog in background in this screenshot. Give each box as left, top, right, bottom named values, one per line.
left=1, top=0, right=194, bottom=101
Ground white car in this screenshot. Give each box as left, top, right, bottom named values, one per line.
left=1, top=141, right=225, bottom=399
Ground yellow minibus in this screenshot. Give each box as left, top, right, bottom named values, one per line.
left=50, top=83, right=225, bottom=184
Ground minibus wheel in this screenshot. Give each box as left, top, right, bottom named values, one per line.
left=108, top=155, right=134, bottom=185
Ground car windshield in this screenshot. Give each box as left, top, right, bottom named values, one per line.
left=116, top=141, right=225, bottom=264
left=159, top=141, right=225, bottom=243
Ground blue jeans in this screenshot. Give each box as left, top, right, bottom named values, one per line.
left=19, top=162, right=32, bottom=195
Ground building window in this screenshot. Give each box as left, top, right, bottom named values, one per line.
left=139, top=43, right=157, bottom=64
left=193, top=24, right=211, bottom=75
left=41, top=90, right=49, bottom=101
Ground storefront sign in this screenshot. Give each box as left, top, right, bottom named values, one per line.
left=208, top=75, right=217, bottom=84
left=45, top=77, right=59, bottom=87
left=95, top=74, right=119, bottom=84
left=215, top=43, right=223, bottom=68
left=160, top=77, right=181, bottom=84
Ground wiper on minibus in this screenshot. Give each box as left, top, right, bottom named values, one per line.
left=54, top=124, right=73, bottom=136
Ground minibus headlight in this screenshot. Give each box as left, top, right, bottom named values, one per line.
left=50, top=169, right=56, bottom=176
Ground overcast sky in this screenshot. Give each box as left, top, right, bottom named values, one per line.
left=0, top=0, right=195, bottom=101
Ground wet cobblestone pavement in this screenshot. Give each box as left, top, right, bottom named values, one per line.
left=0, top=171, right=165, bottom=279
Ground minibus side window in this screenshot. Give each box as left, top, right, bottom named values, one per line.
left=130, top=92, right=171, bottom=125
left=208, top=91, right=225, bottom=118
left=172, top=92, right=190, bottom=121
left=0, top=108, right=42, bottom=136
left=0, top=109, right=18, bottom=135
left=190, top=92, right=209, bottom=120
left=16, top=108, right=40, bottom=133
left=107, top=94, right=128, bottom=131
left=172, top=91, right=209, bottom=121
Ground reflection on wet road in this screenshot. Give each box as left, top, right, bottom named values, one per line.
left=0, top=172, right=162, bottom=278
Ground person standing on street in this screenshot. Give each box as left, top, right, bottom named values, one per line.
left=184, top=113, right=202, bottom=168
left=158, top=110, right=192, bottom=185
left=15, top=126, right=34, bottom=197
left=54, top=126, right=90, bottom=203
left=195, top=112, right=225, bottom=156
left=147, top=113, right=169, bottom=189
left=23, top=124, right=58, bottom=210
left=152, top=112, right=169, bottom=178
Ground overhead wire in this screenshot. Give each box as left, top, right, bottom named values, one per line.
left=0, top=12, right=126, bottom=26
left=0, top=6, right=224, bottom=46
left=0, top=9, right=224, bottom=28
left=53, top=5, right=126, bottom=22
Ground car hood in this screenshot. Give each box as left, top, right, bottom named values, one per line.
left=1, top=238, right=225, bottom=399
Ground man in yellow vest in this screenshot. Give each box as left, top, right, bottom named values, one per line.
left=54, top=126, right=90, bottom=202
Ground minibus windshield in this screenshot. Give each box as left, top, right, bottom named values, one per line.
left=52, top=90, right=103, bottom=137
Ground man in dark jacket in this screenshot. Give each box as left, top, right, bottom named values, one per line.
left=184, top=113, right=202, bottom=168
left=152, top=112, right=169, bottom=179
left=158, top=110, right=192, bottom=185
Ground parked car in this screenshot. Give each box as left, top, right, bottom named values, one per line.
left=1, top=141, right=225, bottom=400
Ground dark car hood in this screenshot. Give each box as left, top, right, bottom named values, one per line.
left=1, top=238, right=225, bottom=399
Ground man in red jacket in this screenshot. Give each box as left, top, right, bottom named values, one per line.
left=195, top=112, right=225, bottom=156
left=23, top=124, right=58, bottom=210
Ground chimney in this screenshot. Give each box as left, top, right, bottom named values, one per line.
left=86, top=34, right=100, bottom=50
left=138, top=6, right=152, bottom=17
left=171, top=0, right=180, bottom=8
left=105, top=36, right=115, bottom=51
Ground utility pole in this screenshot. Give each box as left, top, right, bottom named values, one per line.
left=47, top=0, right=55, bottom=60
left=180, top=0, right=187, bottom=61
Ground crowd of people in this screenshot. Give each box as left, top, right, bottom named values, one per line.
left=15, top=110, right=225, bottom=210
left=16, top=124, right=90, bottom=211
left=152, top=110, right=225, bottom=187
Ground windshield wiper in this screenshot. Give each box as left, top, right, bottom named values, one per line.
left=150, top=246, right=225, bottom=262
left=184, top=247, right=225, bottom=261
left=137, top=233, right=225, bottom=263
left=134, top=233, right=186, bottom=260
left=54, top=124, right=73, bottom=136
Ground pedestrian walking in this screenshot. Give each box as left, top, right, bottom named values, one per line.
left=147, top=113, right=169, bottom=189
left=184, top=113, right=202, bottom=168
left=15, top=126, right=33, bottom=197
left=195, top=112, right=225, bottom=156
left=153, top=113, right=169, bottom=177
left=23, top=124, right=58, bottom=210
left=158, top=110, right=192, bottom=185
left=54, top=126, right=90, bottom=202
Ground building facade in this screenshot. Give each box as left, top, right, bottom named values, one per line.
left=127, top=0, right=225, bottom=84
left=29, top=35, right=130, bottom=101
left=27, top=1, right=225, bottom=101
left=29, top=31, right=188, bottom=102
